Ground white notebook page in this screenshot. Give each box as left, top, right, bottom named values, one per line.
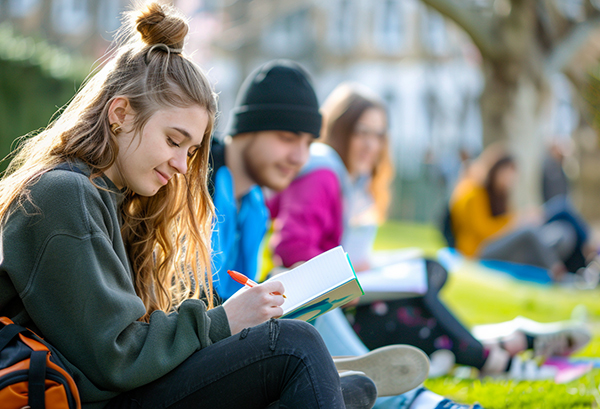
left=266, top=246, right=355, bottom=313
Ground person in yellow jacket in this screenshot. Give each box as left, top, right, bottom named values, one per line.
left=450, top=154, right=515, bottom=257
left=449, top=144, right=589, bottom=280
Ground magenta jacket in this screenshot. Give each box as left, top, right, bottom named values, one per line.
left=267, top=168, right=343, bottom=267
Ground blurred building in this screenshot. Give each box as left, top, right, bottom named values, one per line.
left=1, top=0, right=582, bottom=223
left=209, top=0, right=484, bottom=221
left=1, top=0, right=125, bottom=58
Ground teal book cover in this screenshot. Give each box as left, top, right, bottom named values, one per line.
left=267, top=246, right=364, bottom=322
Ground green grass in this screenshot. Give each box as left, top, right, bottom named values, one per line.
left=375, top=221, right=447, bottom=257
left=423, top=375, right=600, bottom=409
left=373, top=220, right=600, bottom=408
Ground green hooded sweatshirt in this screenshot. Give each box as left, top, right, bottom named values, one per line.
left=0, top=162, right=231, bottom=408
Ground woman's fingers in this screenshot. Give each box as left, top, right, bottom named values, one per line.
left=270, top=306, right=284, bottom=319
left=261, top=280, right=285, bottom=297
left=271, top=293, right=285, bottom=307
left=223, top=281, right=287, bottom=334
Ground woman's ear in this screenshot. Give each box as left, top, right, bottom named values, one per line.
left=107, top=97, right=132, bottom=128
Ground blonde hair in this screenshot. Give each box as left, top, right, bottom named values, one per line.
left=320, top=83, right=394, bottom=222
left=0, top=2, right=217, bottom=321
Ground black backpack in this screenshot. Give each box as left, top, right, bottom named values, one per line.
left=0, top=316, right=81, bottom=408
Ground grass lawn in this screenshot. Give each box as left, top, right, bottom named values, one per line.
left=373, top=221, right=600, bottom=408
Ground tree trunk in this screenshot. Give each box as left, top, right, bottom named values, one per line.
left=480, top=59, right=552, bottom=208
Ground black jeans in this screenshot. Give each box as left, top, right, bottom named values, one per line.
left=105, top=319, right=346, bottom=409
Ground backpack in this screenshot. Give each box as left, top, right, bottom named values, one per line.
left=0, top=316, right=81, bottom=409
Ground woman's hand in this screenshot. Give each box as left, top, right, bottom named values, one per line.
left=222, top=281, right=286, bottom=335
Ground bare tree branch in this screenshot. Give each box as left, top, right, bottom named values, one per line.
left=536, top=0, right=560, bottom=50
left=547, top=16, right=600, bottom=72
left=586, top=0, right=600, bottom=14
left=420, top=0, right=499, bottom=58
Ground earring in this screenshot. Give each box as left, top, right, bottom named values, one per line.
left=110, top=123, right=122, bottom=135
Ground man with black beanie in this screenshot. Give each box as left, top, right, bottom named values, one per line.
left=209, top=59, right=321, bottom=300
left=209, top=60, right=435, bottom=409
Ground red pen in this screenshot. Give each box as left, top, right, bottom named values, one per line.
left=227, top=270, right=286, bottom=298
left=227, top=269, right=258, bottom=287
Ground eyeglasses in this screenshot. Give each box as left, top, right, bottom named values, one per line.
left=352, top=124, right=386, bottom=141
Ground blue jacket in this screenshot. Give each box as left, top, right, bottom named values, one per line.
left=209, top=139, right=269, bottom=299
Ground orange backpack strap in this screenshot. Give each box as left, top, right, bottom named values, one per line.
left=0, top=321, right=28, bottom=351
left=0, top=319, right=47, bottom=352
left=0, top=317, right=81, bottom=409
left=0, top=316, right=14, bottom=326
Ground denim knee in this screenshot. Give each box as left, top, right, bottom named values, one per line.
left=276, top=319, right=330, bottom=356
left=278, top=319, right=323, bottom=342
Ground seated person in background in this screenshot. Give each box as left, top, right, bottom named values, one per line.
left=542, top=137, right=571, bottom=203
left=450, top=144, right=593, bottom=280
left=268, top=83, right=590, bottom=396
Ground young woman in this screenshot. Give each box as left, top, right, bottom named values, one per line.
left=450, top=145, right=591, bottom=280
left=268, top=83, right=590, bottom=407
left=0, top=4, right=361, bottom=408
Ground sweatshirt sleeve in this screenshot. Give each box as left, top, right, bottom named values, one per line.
left=2, top=172, right=231, bottom=392
left=270, top=169, right=343, bottom=267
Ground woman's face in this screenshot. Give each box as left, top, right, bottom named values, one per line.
left=494, top=163, right=517, bottom=193
left=347, top=108, right=387, bottom=177
left=106, top=105, right=209, bottom=196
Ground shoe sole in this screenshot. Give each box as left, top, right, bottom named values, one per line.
left=333, top=345, right=430, bottom=397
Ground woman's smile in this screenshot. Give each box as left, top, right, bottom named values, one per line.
left=155, top=169, right=170, bottom=185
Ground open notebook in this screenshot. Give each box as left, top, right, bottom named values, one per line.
left=357, top=257, right=428, bottom=304
left=266, top=246, right=364, bottom=322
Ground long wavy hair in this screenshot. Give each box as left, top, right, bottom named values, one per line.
left=320, top=83, right=394, bottom=222
left=461, top=143, right=515, bottom=217
left=484, top=155, right=516, bottom=217
left=0, top=2, right=217, bottom=321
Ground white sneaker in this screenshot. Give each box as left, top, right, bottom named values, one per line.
left=473, top=316, right=591, bottom=356
left=532, top=327, right=590, bottom=357
left=334, top=345, right=430, bottom=397
left=511, top=316, right=590, bottom=357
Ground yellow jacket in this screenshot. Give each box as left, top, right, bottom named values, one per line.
left=450, top=178, right=513, bottom=257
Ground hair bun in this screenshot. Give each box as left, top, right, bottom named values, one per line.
left=135, top=2, right=188, bottom=49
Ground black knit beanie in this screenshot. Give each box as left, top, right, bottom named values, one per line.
left=226, top=60, right=322, bottom=138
